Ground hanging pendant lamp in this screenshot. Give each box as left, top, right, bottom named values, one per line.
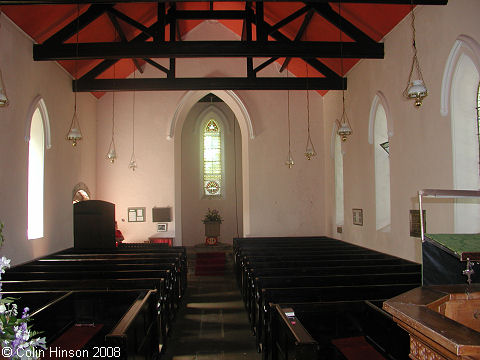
left=403, top=1, right=427, bottom=107
left=107, top=62, right=117, bottom=163
left=336, top=1, right=353, bottom=142
left=66, top=4, right=82, bottom=146
left=129, top=69, right=138, bottom=171
left=304, top=64, right=316, bottom=160
left=285, top=68, right=294, bottom=168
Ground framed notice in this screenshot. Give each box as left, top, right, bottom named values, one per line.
left=128, top=207, right=146, bottom=222
left=352, top=208, right=363, bottom=226
left=157, top=223, right=168, bottom=232
left=410, top=210, right=426, bottom=238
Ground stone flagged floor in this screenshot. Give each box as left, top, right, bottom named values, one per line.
left=161, top=247, right=261, bottom=360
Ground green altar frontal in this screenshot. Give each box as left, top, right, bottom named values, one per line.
left=425, top=233, right=480, bottom=261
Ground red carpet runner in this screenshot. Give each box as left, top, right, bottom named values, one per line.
left=195, top=252, right=226, bottom=276
left=331, top=336, right=386, bottom=360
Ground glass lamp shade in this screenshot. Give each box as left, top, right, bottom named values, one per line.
left=337, top=122, right=352, bottom=142
left=0, top=92, right=8, bottom=107
left=106, top=141, right=117, bottom=163
left=67, top=127, right=82, bottom=146
left=67, top=112, right=82, bottom=146
left=285, top=153, right=294, bottom=168
left=305, top=146, right=316, bottom=160
left=406, top=79, right=428, bottom=107
left=128, top=154, right=137, bottom=171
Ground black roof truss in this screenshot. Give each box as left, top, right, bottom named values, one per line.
left=28, top=1, right=447, bottom=91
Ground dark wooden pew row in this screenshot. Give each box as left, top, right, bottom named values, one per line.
left=243, top=263, right=421, bottom=317
left=257, top=283, right=420, bottom=356
left=44, top=246, right=188, bottom=295
left=234, top=248, right=385, bottom=281
left=11, top=259, right=185, bottom=301
left=1, top=278, right=171, bottom=348
left=247, top=271, right=421, bottom=329
left=240, top=257, right=414, bottom=298
left=2, top=264, right=181, bottom=321
left=240, top=254, right=411, bottom=305
left=1, top=290, right=160, bottom=360
left=267, top=299, right=408, bottom=360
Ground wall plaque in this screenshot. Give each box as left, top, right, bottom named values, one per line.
left=410, top=210, right=426, bottom=238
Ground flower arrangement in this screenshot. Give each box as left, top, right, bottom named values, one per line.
left=202, top=208, right=223, bottom=224
left=0, top=222, right=46, bottom=359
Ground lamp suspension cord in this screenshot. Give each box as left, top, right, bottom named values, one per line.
left=112, top=61, right=115, bottom=140
left=306, top=63, right=311, bottom=137
left=339, top=0, right=346, bottom=117
left=405, top=0, right=424, bottom=90
left=132, top=68, right=135, bottom=155
left=287, top=67, right=291, bottom=155
left=74, top=2, right=80, bottom=115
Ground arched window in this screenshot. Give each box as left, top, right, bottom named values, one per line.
left=334, top=131, right=344, bottom=226
left=72, top=182, right=91, bottom=204
left=27, top=100, right=49, bottom=240
left=370, top=98, right=391, bottom=231
left=451, top=53, right=480, bottom=232
left=202, top=118, right=223, bottom=197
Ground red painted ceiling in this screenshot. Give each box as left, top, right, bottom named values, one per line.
left=1, top=2, right=411, bottom=97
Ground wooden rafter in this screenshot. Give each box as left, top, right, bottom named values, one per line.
left=107, top=12, right=144, bottom=73
left=280, top=8, right=314, bottom=72
left=33, top=41, right=384, bottom=60
left=73, top=76, right=347, bottom=92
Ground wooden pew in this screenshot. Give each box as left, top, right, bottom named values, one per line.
left=267, top=300, right=409, bottom=360
left=10, top=259, right=185, bottom=302
left=255, top=282, right=420, bottom=350
left=3, top=268, right=179, bottom=320
left=1, top=278, right=170, bottom=347
left=240, top=257, right=414, bottom=298
left=2, top=290, right=160, bottom=360
left=234, top=236, right=420, bottom=360
left=248, top=271, right=421, bottom=329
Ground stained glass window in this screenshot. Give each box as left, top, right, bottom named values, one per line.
left=203, top=119, right=222, bottom=196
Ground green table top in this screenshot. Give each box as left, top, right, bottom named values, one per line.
left=425, top=233, right=480, bottom=260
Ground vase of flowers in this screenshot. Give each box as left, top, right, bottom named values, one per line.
left=202, top=209, right=222, bottom=238
left=0, top=221, right=46, bottom=359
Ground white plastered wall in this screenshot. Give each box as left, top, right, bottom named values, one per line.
left=323, top=0, right=480, bottom=263
left=96, top=20, right=326, bottom=244
left=0, top=13, right=97, bottom=265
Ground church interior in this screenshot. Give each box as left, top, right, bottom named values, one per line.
left=1, top=0, right=480, bottom=359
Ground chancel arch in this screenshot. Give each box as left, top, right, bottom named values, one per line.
left=170, top=90, right=252, bottom=245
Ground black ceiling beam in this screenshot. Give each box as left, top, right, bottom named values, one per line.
left=107, top=12, right=144, bottom=73
left=253, top=16, right=342, bottom=80
left=0, top=0, right=449, bottom=4
left=254, top=57, right=278, bottom=74
left=80, top=19, right=161, bottom=79
left=169, top=10, right=245, bottom=20
left=269, top=5, right=310, bottom=34
left=107, top=7, right=156, bottom=38
left=280, top=8, right=314, bottom=72
left=34, top=41, right=384, bottom=60
left=143, top=58, right=169, bottom=74
left=73, top=76, right=347, bottom=92
left=310, top=3, right=376, bottom=44
left=43, top=4, right=113, bottom=45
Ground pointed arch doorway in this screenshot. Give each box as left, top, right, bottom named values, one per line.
left=170, top=90, right=253, bottom=246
